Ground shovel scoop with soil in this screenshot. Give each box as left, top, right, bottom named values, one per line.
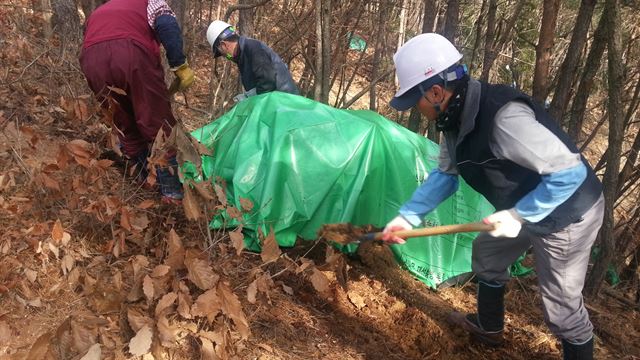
left=318, top=222, right=495, bottom=245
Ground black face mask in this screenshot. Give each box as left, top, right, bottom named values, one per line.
left=436, top=75, right=469, bottom=132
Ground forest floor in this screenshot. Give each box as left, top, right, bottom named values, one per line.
left=1, top=4, right=640, bottom=360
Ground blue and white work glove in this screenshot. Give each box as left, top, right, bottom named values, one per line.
left=233, top=87, right=257, bottom=103
left=483, top=209, right=524, bottom=238
left=381, top=215, right=413, bottom=244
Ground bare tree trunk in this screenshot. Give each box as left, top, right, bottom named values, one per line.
left=442, top=0, right=458, bottom=43
left=223, top=0, right=272, bottom=21
left=480, top=0, right=525, bottom=82
left=532, top=0, right=560, bottom=103
left=585, top=0, right=624, bottom=298
left=78, top=0, right=99, bottom=21
left=333, top=2, right=366, bottom=106
left=39, top=0, right=53, bottom=38
left=321, top=0, right=331, bottom=103
left=369, top=1, right=386, bottom=110
left=397, top=0, right=407, bottom=52
left=313, top=0, right=330, bottom=103
left=408, top=0, right=439, bottom=136
left=238, top=0, right=255, bottom=37
left=422, top=0, right=437, bottom=33
left=567, top=6, right=608, bottom=141
left=615, top=78, right=640, bottom=194
left=50, top=0, right=80, bottom=41
left=424, top=0, right=439, bottom=141
left=479, top=0, right=497, bottom=81
left=314, top=0, right=323, bottom=101
left=616, top=207, right=640, bottom=278
left=548, top=0, right=598, bottom=124
left=469, top=0, right=487, bottom=71
left=169, top=0, right=185, bottom=27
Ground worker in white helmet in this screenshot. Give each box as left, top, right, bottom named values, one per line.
left=381, top=33, right=603, bottom=360
left=206, top=20, right=298, bottom=102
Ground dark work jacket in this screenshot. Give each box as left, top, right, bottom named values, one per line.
left=455, top=82, right=602, bottom=234
left=235, top=36, right=299, bottom=95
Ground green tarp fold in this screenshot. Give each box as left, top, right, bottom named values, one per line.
left=189, top=92, right=495, bottom=288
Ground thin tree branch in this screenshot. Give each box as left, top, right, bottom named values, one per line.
left=223, top=0, right=273, bottom=22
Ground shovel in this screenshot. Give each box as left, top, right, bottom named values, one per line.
left=318, top=222, right=495, bottom=245
left=359, top=222, right=495, bottom=243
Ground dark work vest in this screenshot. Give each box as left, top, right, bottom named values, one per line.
left=456, top=82, right=602, bottom=234
left=83, top=0, right=160, bottom=59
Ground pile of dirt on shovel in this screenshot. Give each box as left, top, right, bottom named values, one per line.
left=317, top=223, right=380, bottom=245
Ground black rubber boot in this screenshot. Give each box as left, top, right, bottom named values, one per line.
left=562, top=337, right=594, bottom=360
left=447, top=280, right=505, bottom=346
left=477, top=280, right=505, bottom=331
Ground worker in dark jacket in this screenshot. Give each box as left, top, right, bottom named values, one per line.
left=382, top=33, right=603, bottom=360
left=206, top=20, right=298, bottom=102
left=80, top=0, right=193, bottom=203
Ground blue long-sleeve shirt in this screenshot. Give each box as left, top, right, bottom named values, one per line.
left=399, top=169, right=458, bottom=226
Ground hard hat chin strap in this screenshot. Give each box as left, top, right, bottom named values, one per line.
left=436, top=74, right=469, bottom=132
left=433, top=103, right=442, bottom=115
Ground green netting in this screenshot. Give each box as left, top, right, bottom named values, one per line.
left=188, top=92, right=496, bottom=288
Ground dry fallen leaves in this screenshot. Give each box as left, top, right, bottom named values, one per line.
left=143, top=274, right=155, bottom=302
left=213, top=183, right=227, bottom=207
left=247, top=280, right=258, bottom=304
left=177, top=291, right=193, bottom=319
left=131, top=255, right=150, bottom=278
left=0, top=321, right=13, bottom=343
left=155, top=292, right=177, bottom=317
left=310, top=268, right=330, bottom=294
left=185, top=253, right=219, bottom=291
left=151, top=264, right=171, bottom=278
left=127, top=308, right=153, bottom=333
left=229, top=227, right=244, bottom=256
left=218, top=282, right=250, bottom=340
left=51, top=219, right=64, bottom=246
left=164, top=229, right=185, bottom=271
left=200, top=337, right=216, bottom=360
left=182, top=185, right=202, bottom=220
left=106, top=85, right=127, bottom=95
left=79, top=343, right=101, bottom=360
left=260, top=227, right=281, bottom=264
left=129, top=324, right=153, bottom=356
left=191, top=288, right=221, bottom=322
left=347, top=291, right=366, bottom=310
left=239, top=197, right=254, bottom=212
left=157, top=315, right=179, bottom=347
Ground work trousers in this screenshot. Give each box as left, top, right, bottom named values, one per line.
left=472, top=195, right=604, bottom=343
left=80, top=38, right=175, bottom=157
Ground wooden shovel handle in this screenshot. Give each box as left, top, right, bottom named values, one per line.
left=370, top=222, right=495, bottom=241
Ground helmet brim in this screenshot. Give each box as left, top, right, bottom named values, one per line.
left=390, top=75, right=447, bottom=111
left=390, top=86, right=423, bottom=111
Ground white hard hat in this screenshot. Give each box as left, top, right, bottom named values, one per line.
left=206, top=20, right=234, bottom=47
left=390, top=33, right=463, bottom=111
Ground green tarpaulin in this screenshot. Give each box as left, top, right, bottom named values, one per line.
left=189, top=92, right=495, bottom=288
left=347, top=32, right=367, bottom=52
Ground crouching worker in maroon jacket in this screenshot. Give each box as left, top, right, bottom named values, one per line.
left=79, top=0, right=194, bottom=203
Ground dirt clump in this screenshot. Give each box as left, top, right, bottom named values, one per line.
left=317, top=223, right=379, bottom=244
